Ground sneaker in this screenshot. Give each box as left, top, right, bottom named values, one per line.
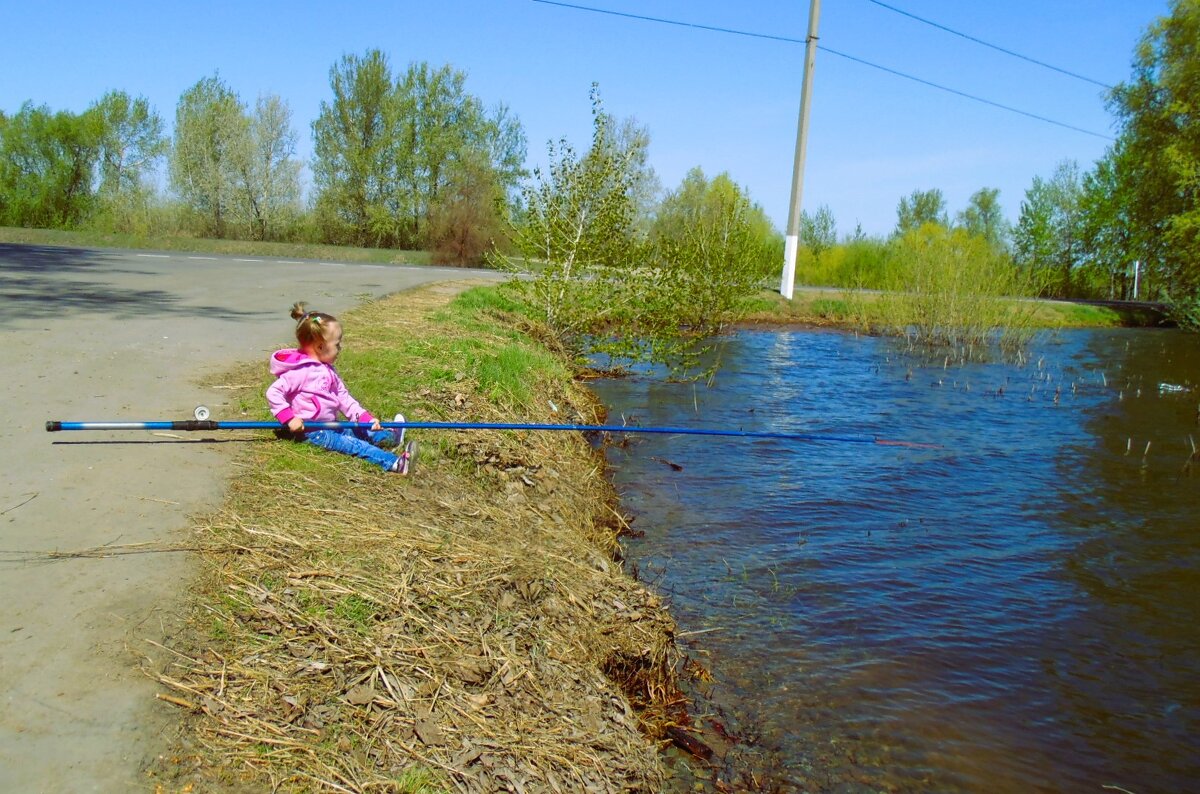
left=392, top=440, right=418, bottom=475
left=388, top=413, right=407, bottom=449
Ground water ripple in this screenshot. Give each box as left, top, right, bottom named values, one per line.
left=594, top=328, right=1200, bottom=792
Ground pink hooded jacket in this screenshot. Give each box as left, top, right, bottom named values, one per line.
left=265, top=349, right=376, bottom=426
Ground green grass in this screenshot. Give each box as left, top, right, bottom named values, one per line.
left=449, top=284, right=528, bottom=315
left=1023, top=299, right=1164, bottom=327
left=225, top=285, right=571, bottom=481
left=743, top=287, right=1159, bottom=329
left=476, top=343, right=566, bottom=407
left=334, top=595, right=379, bottom=630
left=393, top=766, right=449, bottom=794
left=0, top=225, right=436, bottom=266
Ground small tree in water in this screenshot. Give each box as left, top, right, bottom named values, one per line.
left=503, top=85, right=640, bottom=346
left=866, top=224, right=1040, bottom=353
left=501, top=89, right=778, bottom=377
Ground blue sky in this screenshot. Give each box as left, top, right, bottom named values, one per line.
left=0, top=0, right=1169, bottom=238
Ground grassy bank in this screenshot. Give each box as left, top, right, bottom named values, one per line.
left=741, top=288, right=1166, bottom=329
left=147, top=283, right=681, bottom=792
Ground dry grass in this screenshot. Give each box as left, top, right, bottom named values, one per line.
left=147, top=283, right=683, bottom=793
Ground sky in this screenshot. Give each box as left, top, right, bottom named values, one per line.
left=0, top=0, right=1172, bottom=238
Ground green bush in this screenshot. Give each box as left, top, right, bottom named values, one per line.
left=864, top=224, right=1040, bottom=351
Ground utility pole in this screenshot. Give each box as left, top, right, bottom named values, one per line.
left=780, top=0, right=822, bottom=299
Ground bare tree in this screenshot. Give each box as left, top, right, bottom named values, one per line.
left=230, top=94, right=301, bottom=240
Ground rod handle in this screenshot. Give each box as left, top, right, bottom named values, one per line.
left=172, top=420, right=219, bottom=431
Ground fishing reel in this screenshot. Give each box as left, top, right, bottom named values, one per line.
left=193, top=405, right=211, bottom=421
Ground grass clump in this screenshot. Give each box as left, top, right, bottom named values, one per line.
left=147, top=282, right=681, bottom=793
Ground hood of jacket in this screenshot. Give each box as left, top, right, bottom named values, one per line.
left=270, top=348, right=320, bottom=377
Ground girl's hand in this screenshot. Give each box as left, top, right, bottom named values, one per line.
left=370, top=418, right=382, bottom=431
left=288, top=417, right=305, bottom=433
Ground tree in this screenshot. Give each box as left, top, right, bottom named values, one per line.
left=1109, top=0, right=1200, bottom=305
left=506, top=85, right=641, bottom=341
left=839, top=233, right=890, bottom=288
left=649, top=166, right=706, bottom=243
left=312, top=50, right=400, bottom=246
left=1013, top=160, right=1082, bottom=296
left=956, top=187, right=1009, bottom=250
left=0, top=102, right=101, bottom=228
left=607, top=116, right=660, bottom=234
left=644, top=173, right=779, bottom=351
left=229, top=94, right=301, bottom=241
left=1078, top=144, right=1138, bottom=298
left=169, top=75, right=249, bottom=237
left=799, top=204, right=837, bottom=260
left=312, top=51, right=527, bottom=249
left=484, top=101, right=529, bottom=211
left=880, top=225, right=1040, bottom=350
left=505, top=86, right=780, bottom=377
left=427, top=153, right=505, bottom=266
left=394, top=63, right=524, bottom=245
left=87, top=90, right=167, bottom=233
left=895, top=188, right=947, bottom=236
left=91, top=90, right=166, bottom=199
left=651, top=167, right=776, bottom=257
left=0, top=110, right=7, bottom=222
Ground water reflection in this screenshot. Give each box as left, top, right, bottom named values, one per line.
left=592, top=327, right=1200, bottom=792
left=1048, top=330, right=1200, bottom=790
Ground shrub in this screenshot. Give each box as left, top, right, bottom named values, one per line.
left=864, top=224, right=1040, bottom=351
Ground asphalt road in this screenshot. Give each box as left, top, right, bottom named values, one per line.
left=0, top=243, right=505, bottom=792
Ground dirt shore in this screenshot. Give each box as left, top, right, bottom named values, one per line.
left=0, top=243, right=502, bottom=792
left=145, top=285, right=682, bottom=792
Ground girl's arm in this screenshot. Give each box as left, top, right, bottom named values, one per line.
left=330, top=370, right=375, bottom=426
left=266, top=372, right=301, bottom=425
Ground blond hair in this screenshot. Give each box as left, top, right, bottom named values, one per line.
left=289, top=302, right=339, bottom=348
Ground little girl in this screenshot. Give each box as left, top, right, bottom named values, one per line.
left=266, top=302, right=416, bottom=474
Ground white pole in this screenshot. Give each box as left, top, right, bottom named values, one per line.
left=1133, top=259, right=1140, bottom=300
left=780, top=0, right=822, bottom=300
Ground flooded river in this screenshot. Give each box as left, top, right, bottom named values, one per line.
left=590, top=328, right=1199, bottom=792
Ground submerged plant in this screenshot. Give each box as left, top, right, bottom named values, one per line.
left=848, top=224, right=1042, bottom=357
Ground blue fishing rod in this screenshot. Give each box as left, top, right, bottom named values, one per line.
left=45, top=407, right=940, bottom=449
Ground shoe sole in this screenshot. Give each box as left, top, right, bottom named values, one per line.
left=400, top=440, right=418, bottom=475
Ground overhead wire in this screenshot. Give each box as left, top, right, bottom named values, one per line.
left=530, top=0, right=1114, bottom=140
left=864, top=0, right=1114, bottom=90
left=817, top=44, right=1112, bottom=140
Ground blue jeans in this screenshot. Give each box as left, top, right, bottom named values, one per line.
left=303, top=427, right=401, bottom=471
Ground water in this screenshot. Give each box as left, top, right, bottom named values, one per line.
left=590, top=328, right=1200, bottom=793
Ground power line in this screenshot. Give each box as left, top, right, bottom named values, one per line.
left=530, top=0, right=1113, bottom=140
left=819, top=44, right=1112, bottom=140
left=532, top=0, right=806, bottom=44
left=864, top=0, right=1114, bottom=90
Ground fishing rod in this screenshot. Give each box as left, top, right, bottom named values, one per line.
left=45, top=407, right=940, bottom=449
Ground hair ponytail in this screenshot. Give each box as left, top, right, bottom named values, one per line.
left=289, top=301, right=339, bottom=347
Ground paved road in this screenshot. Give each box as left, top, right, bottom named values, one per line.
left=0, top=244, right=505, bottom=792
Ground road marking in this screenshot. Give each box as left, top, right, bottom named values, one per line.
left=233, top=258, right=263, bottom=263
left=278, top=260, right=303, bottom=264
left=320, top=262, right=347, bottom=267
left=362, top=264, right=385, bottom=269
left=137, top=254, right=170, bottom=258
left=187, top=256, right=218, bottom=261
